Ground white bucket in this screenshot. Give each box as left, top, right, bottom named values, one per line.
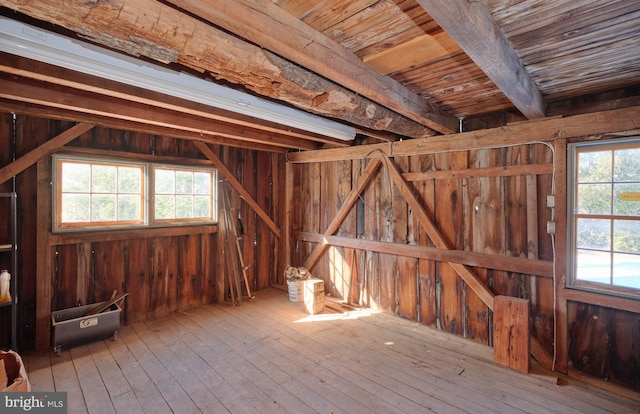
left=287, top=280, right=304, bottom=302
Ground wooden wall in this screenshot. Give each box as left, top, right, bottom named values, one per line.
left=1, top=110, right=638, bottom=392
left=0, top=114, right=278, bottom=351
left=288, top=138, right=640, bottom=391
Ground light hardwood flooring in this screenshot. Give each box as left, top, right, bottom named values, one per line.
left=23, top=288, right=640, bottom=413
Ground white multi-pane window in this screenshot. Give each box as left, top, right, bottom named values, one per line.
left=567, top=138, right=640, bottom=297
left=53, top=155, right=217, bottom=231
left=153, top=167, right=215, bottom=222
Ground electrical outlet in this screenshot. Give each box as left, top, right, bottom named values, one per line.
left=546, top=195, right=555, bottom=208
left=547, top=221, right=556, bottom=235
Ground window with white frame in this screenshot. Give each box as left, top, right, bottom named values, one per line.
left=567, top=138, right=640, bottom=297
left=53, top=155, right=217, bottom=231
left=153, top=167, right=215, bottom=222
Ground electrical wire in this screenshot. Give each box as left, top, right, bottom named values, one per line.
left=287, top=139, right=559, bottom=368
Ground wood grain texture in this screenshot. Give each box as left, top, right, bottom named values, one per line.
left=24, top=289, right=640, bottom=413
left=417, top=0, right=546, bottom=118
left=165, top=0, right=457, bottom=134
left=493, top=295, right=530, bottom=373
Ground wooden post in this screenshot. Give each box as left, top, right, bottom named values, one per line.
left=493, top=295, right=530, bottom=373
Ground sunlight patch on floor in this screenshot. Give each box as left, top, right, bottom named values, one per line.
left=294, top=308, right=379, bottom=323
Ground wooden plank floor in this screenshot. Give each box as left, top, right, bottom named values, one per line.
left=24, top=288, right=640, bottom=414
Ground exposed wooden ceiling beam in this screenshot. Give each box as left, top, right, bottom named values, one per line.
left=286, top=106, right=640, bottom=163
left=416, top=0, right=547, bottom=119
left=0, top=54, right=346, bottom=148
left=0, top=99, right=288, bottom=153
left=0, top=2, right=442, bottom=138
left=166, top=0, right=459, bottom=134
left=0, top=73, right=321, bottom=151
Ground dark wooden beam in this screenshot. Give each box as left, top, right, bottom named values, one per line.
left=0, top=54, right=346, bottom=148
left=166, top=0, right=458, bottom=134
left=297, top=232, right=552, bottom=278
left=0, top=73, right=318, bottom=150
left=0, top=1, right=444, bottom=137
left=0, top=99, right=287, bottom=153
left=0, top=122, right=95, bottom=185
left=286, top=106, right=640, bottom=163
left=194, top=141, right=281, bottom=238
left=383, top=156, right=495, bottom=310
left=416, top=0, right=547, bottom=119
left=303, top=158, right=382, bottom=270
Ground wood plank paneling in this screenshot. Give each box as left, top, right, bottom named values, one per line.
left=256, top=151, right=273, bottom=290
left=393, top=156, right=418, bottom=320
left=91, top=241, right=126, bottom=304
left=493, top=295, right=530, bottom=373
left=434, top=151, right=466, bottom=335
left=178, top=235, right=202, bottom=310
left=125, top=238, right=151, bottom=324
left=54, top=245, right=78, bottom=310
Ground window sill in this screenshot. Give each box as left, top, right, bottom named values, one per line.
left=49, top=224, right=218, bottom=246
left=563, top=287, right=640, bottom=313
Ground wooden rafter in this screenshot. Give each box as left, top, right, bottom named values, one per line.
left=0, top=74, right=319, bottom=151
left=0, top=99, right=286, bottom=154
left=0, top=55, right=345, bottom=148
left=416, top=0, right=547, bottom=119
left=0, top=0, right=443, bottom=138
left=0, top=122, right=95, bottom=185
left=165, top=0, right=458, bottom=134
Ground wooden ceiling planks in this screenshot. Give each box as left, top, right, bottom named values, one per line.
left=297, top=0, right=380, bottom=34
left=275, top=0, right=518, bottom=119
left=3, top=0, right=640, bottom=138
left=489, top=0, right=640, bottom=102
left=274, top=0, right=640, bottom=120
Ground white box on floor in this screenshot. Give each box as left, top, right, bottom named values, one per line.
left=303, top=279, right=324, bottom=314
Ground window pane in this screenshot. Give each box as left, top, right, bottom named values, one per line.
left=194, top=196, right=211, bottom=217
left=576, top=249, right=610, bottom=284
left=613, top=220, right=640, bottom=254
left=614, top=148, right=640, bottom=181
left=91, top=194, right=117, bottom=221
left=577, top=183, right=611, bottom=214
left=118, top=167, right=142, bottom=193
left=61, top=194, right=90, bottom=222
left=155, top=169, right=175, bottom=194
left=176, top=171, right=193, bottom=194
left=175, top=195, right=193, bottom=218
left=613, top=183, right=640, bottom=216
left=118, top=194, right=141, bottom=221
left=155, top=195, right=174, bottom=219
left=152, top=167, right=214, bottom=222
left=92, top=164, right=117, bottom=193
left=56, top=157, right=214, bottom=230
left=578, top=150, right=611, bottom=183
left=613, top=253, right=640, bottom=288
left=194, top=172, right=211, bottom=195
left=577, top=218, right=611, bottom=250
left=61, top=163, right=90, bottom=192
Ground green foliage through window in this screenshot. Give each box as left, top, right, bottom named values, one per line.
left=54, top=156, right=216, bottom=231
left=569, top=139, right=640, bottom=295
